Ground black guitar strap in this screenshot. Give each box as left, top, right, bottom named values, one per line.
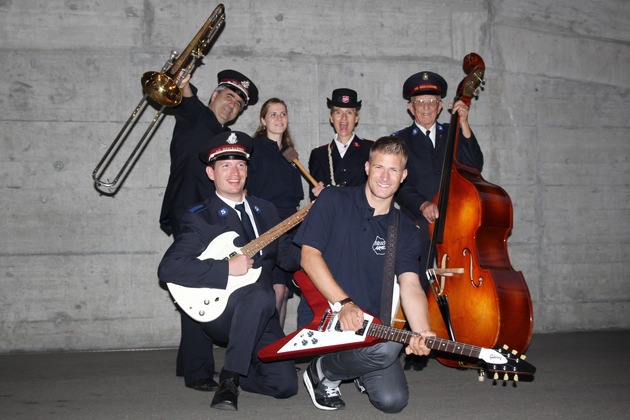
left=379, top=210, right=399, bottom=326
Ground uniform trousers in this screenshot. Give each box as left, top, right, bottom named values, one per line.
left=171, top=210, right=215, bottom=386
left=176, top=311, right=215, bottom=384
left=201, top=282, right=297, bottom=398
left=319, top=341, right=408, bottom=413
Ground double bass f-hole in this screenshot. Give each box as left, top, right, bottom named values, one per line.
left=462, top=248, right=483, bottom=287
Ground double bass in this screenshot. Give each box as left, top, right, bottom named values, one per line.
left=426, top=53, right=533, bottom=369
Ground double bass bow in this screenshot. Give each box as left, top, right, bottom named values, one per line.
left=426, top=53, right=534, bottom=369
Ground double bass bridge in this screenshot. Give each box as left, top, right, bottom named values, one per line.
left=426, top=260, right=465, bottom=297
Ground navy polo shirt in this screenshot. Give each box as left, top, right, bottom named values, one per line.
left=293, top=185, right=421, bottom=318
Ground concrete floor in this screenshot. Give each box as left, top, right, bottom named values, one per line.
left=1, top=331, right=628, bottom=420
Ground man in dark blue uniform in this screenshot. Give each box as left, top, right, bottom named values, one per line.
left=393, top=70, right=484, bottom=369
left=159, top=70, right=258, bottom=392
left=308, top=88, right=373, bottom=200
left=158, top=131, right=298, bottom=411
left=295, top=136, right=434, bottom=413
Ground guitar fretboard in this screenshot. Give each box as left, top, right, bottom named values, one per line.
left=368, top=323, right=482, bottom=359
left=240, top=202, right=313, bottom=258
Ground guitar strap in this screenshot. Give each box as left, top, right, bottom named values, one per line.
left=379, top=210, right=399, bottom=326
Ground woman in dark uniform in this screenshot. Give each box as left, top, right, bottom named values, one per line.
left=307, top=88, right=373, bottom=200
left=246, top=98, right=304, bottom=328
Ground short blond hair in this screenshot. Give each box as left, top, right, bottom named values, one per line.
left=369, top=136, right=408, bottom=167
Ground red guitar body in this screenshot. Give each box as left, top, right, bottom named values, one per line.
left=258, top=270, right=383, bottom=362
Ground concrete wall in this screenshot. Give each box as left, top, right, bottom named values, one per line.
left=1, top=0, right=628, bottom=352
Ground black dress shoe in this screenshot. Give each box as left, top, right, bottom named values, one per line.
left=211, top=378, right=239, bottom=411
left=186, top=378, right=219, bottom=392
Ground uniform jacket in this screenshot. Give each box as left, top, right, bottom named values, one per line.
left=394, top=122, right=484, bottom=239
left=158, top=194, right=298, bottom=291
left=159, top=84, right=229, bottom=236
left=308, top=136, right=373, bottom=200
left=246, top=136, right=304, bottom=219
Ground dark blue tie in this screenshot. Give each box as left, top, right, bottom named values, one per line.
left=235, top=203, right=256, bottom=241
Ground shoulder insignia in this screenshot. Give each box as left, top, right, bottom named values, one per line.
left=188, top=204, right=206, bottom=214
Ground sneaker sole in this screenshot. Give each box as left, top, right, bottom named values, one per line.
left=302, top=370, right=341, bottom=411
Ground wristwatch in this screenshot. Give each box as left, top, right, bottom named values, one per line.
left=332, top=297, right=353, bottom=312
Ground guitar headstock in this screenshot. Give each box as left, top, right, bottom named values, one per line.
left=477, top=344, right=536, bottom=383
left=455, top=52, right=486, bottom=106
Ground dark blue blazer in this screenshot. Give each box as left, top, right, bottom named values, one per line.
left=308, top=135, right=373, bottom=200
left=159, top=84, right=229, bottom=236
left=394, top=122, right=484, bottom=239
left=158, top=194, right=298, bottom=291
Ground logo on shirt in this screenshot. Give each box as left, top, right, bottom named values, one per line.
left=372, top=236, right=386, bottom=255
left=218, top=207, right=229, bottom=217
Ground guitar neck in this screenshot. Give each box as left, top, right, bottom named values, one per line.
left=368, top=323, right=482, bottom=359
left=240, top=202, right=313, bottom=258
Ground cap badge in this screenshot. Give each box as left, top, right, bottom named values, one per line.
left=241, top=80, right=250, bottom=89
left=227, top=133, right=237, bottom=144
left=341, top=95, right=350, bottom=103
left=422, top=72, right=429, bottom=80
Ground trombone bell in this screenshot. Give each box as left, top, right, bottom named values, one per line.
left=141, top=72, right=182, bottom=107
left=92, top=4, right=226, bottom=194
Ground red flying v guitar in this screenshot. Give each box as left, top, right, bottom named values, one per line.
left=259, top=270, right=536, bottom=382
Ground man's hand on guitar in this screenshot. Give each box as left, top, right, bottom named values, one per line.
left=338, top=302, right=365, bottom=332
left=228, top=254, right=254, bottom=276
left=405, top=330, right=435, bottom=357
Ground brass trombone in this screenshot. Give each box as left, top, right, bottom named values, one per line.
left=92, top=4, right=225, bottom=194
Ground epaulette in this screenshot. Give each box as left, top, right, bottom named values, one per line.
left=188, top=204, right=207, bottom=214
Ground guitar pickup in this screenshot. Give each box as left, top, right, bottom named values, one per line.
left=333, top=319, right=368, bottom=335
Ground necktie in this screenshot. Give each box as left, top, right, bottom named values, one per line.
left=426, top=130, right=433, bottom=148
left=235, top=203, right=256, bottom=241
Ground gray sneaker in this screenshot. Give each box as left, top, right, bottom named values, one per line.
left=303, top=358, right=345, bottom=410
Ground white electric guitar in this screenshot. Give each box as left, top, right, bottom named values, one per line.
left=168, top=202, right=313, bottom=323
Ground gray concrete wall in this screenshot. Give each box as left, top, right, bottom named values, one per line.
left=1, top=0, right=628, bottom=352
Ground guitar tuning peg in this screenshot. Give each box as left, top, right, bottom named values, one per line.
left=503, top=373, right=509, bottom=381
left=514, top=374, right=519, bottom=382
left=520, top=354, right=527, bottom=360
left=478, top=370, right=485, bottom=382
left=511, top=349, right=518, bottom=355
left=502, top=344, right=509, bottom=350
left=493, top=372, right=499, bottom=380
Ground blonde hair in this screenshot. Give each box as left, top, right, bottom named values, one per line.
left=369, top=136, right=408, bottom=167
